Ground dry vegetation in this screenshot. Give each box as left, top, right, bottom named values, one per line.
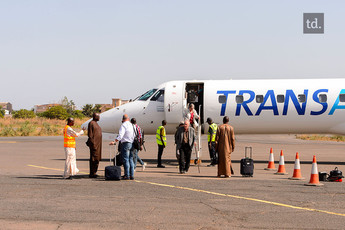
left=296, top=134, right=345, bottom=142
left=0, top=117, right=88, bottom=137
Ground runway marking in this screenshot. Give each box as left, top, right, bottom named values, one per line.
left=0, top=141, right=17, bottom=143
left=27, top=164, right=88, bottom=175
left=135, top=180, right=345, bottom=217
left=27, top=164, right=345, bottom=217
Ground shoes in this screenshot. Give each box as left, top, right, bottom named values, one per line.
left=121, top=176, right=129, bottom=180
left=207, top=164, right=216, bottom=167
left=64, top=176, right=72, bottom=180
left=142, top=162, right=147, bottom=171
left=89, top=174, right=98, bottom=178
left=130, top=177, right=135, bottom=180
left=179, top=170, right=185, bottom=174
left=217, top=175, right=231, bottom=178
left=157, top=165, right=165, bottom=168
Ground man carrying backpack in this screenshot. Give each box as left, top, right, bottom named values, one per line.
left=131, top=118, right=147, bottom=171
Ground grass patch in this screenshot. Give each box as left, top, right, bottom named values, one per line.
left=296, top=134, right=345, bottom=142
left=18, top=121, right=36, bottom=136
left=0, top=117, right=88, bottom=137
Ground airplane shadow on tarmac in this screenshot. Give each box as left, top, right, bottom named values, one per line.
left=140, top=170, right=178, bottom=174
left=16, top=175, right=90, bottom=180
left=188, top=175, right=244, bottom=178
left=51, top=158, right=345, bottom=165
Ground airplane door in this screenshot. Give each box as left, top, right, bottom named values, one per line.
left=164, top=81, right=185, bottom=123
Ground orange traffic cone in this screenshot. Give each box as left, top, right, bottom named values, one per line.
left=264, top=148, right=276, bottom=171
left=305, top=155, right=324, bottom=186
left=274, top=150, right=288, bottom=175
left=289, top=152, right=304, bottom=180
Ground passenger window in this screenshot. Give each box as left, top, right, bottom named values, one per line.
left=218, top=95, right=226, bottom=104
left=339, top=94, right=345, bottom=102
left=277, top=95, right=285, bottom=103
left=319, top=94, right=327, bottom=103
left=236, top=95, right=244, bottom=104
left=256, top=95, right=264, bottom=103
left=298, top=94, right=306, bottom=103
left=150, top=89, right=165, bottom=102
left=138, top=89, right=158, bottom=101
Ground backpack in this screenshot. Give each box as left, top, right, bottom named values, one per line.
left=132, top=125, right=141, bottom=151
left=141, top=129, right=145, bottom=146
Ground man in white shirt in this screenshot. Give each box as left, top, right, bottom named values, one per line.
left=63, top=118, right=85, bottom=179
left=111, top=114, right=135, bottom=180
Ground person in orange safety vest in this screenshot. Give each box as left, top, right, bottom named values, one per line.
left=63, top=117, right=85, bottom=179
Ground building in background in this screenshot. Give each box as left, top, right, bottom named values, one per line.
left=34, top=103, right=61, bottom=113
left=34, top=99, right=130, bottom=114
left=112, top=98, right=130, bottom=107
left=0, top=102, right=13, bottom=114
left=98, top=98, right=130, bottom=113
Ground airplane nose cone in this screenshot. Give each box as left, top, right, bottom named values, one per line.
left=81, top=119, right=91, bottom=130
left=82, top=108, right=123, bottom=133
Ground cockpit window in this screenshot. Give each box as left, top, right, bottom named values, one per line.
left=137, top=89, right=158, bottom=101
left=150, top=89, right=165, bottom=102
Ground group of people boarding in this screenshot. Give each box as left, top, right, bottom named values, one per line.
left=176, top=103, right=236, bottom=177
left=62, top=103, right=236, bottom=180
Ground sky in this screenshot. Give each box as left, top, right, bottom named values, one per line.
left=1, top=0, right=345, bottom=110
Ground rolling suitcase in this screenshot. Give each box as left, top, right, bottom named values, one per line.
left=105, top=145, right=121, bottom=181
left=240, top=147, right=254, bottom=177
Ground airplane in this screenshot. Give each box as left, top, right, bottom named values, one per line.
left=82, top=79, right=345, bottom=135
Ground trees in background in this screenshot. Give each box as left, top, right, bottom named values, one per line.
left=82, top=104, right=101, bottom=117
left=39, top=106, right=68, bottom=120
left=13, top=109, right=36, bottom=119
left=38, top=97, right=87, bottom=120
left=8, top=96, right=102, bottom=120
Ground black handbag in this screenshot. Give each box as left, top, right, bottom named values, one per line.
left=328, top=167, right=344, bottom=182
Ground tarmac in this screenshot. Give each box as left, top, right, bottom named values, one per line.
left=1, top=134, right=345, bottom=229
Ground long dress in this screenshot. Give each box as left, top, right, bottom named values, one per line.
left=215, top=124, right=235, bottom=177
left=87, top=120, right=102, bottom=176
left=63, top=127, right=84, bottom=178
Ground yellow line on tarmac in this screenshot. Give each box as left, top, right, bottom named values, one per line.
left=135, top=180, right=345, bottom=218
left=26, top=164, right=345, bottom=217
left=27, top=164, right=89, bottom=175
left=0, top=141, right=17, bottom=143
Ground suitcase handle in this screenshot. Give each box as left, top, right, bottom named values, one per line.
left=245, top=147, right=252, bottom=159
left=109, top=144, right=117, bottom=166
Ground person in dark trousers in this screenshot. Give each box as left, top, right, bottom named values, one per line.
left=156, top=120, right=167, bottom=168
left=87, top=113, right=102, bottom=178
left=175, top=120, right=196, bottom=174
left=207, top=117, right=218, bottom=167
left=174, top=121, right=184, bottom=162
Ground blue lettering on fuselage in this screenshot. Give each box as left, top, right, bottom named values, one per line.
left=216, top=89, right=345, bottom=116
left=311, top=89, right=328, bottom=115
left=283, top=90, right=308, bottom=115
left=255, top=90, right=279, bottom=116
left=236, top=90, right=255, bottom=116
left=217, top=90, right=236, bottom=116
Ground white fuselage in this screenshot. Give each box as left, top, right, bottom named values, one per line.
left=82, top=79, right=345, bottom=135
